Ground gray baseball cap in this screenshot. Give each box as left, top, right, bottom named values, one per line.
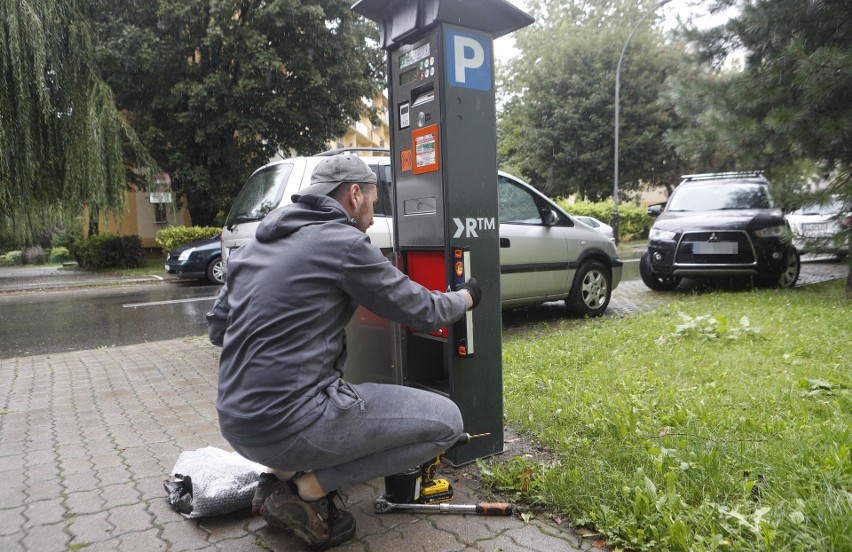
left=295, top=153, right=378, bottom=199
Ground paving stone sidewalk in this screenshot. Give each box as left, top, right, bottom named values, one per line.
left=0, top=338, right=601, bottom=552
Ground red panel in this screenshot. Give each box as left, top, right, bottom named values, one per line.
left=405, top=250, right=448, bottom=338
left=406, top=250, right=446, bottom=292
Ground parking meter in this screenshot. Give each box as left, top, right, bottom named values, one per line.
left=353, top=0, right=532, bottom=464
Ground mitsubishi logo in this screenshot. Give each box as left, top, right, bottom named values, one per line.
left=709, top=232, right=720, bottom=242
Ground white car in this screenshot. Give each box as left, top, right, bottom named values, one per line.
left=573, top=215, right=615, bottom=242
left=786, top=197, right=850, bottom=257
left=221, top=149, right=622, bottom=316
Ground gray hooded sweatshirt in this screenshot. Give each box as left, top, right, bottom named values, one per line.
left=211, top=194, right=468, bottom=446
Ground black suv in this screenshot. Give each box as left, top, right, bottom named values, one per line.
left=640, top=171, right=800, bottom=290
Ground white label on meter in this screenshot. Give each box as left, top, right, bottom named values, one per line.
left=399, top=102, right=410, bottom=129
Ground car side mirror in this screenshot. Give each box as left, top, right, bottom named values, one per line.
left=542, top=210, right=558, bottom=226
left=647, top=204, right=662, bottom=217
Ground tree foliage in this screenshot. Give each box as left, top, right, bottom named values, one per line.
left=667, top=0, right=852, bottom=196
left=0, top=0, right=154, bottom=247
left=497, top=0, right=689, bottom=201
left=88, top=0, right=384, bottom=227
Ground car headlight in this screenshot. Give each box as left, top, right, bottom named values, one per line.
left=754, top=225, right=786, bottom=238
left=178, top=247, right=196, bottom=261
left=649, top=227, right=677, bottom=241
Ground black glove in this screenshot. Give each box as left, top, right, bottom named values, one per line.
left=456, top=278, right=482, bottom=309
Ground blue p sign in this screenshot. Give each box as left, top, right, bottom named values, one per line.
left=446, top=30, right=491, bottom=91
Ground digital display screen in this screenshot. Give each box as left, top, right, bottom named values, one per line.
left=399, top=43, right=430, bottom=70
left=400, top=66, right=420, bottom=86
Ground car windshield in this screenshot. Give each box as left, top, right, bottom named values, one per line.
left=667, top=182, right=772, bottom=212
left=225, top=164, right=293, bottom=227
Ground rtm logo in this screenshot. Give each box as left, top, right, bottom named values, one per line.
left=446, top=29, right=491, bottom=91
left=452, top=217, right=495, bottom=238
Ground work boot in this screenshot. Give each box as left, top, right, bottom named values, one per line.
left=261, top=489, right=356, bottom=551
left=252, top=473, right=283, bottom=515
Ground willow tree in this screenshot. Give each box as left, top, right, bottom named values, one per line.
left=0, top=0, right=153, bottom=247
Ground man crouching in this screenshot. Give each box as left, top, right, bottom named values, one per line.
left=207, top=153, right=481, bottom=550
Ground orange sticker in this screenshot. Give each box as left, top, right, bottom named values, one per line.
left=412, top=124, right=440, bottom=174
left=400, top=149, right=413, bottom=172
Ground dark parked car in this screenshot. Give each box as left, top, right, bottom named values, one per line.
left=641, top=171, right=800, bottom=291
left=165, top=236, right=224, bottom=284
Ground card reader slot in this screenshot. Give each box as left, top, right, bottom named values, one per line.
left=411, top=83, right=434, bottom=107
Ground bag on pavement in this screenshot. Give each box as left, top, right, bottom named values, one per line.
left=164, top=446, right=266, bottom=518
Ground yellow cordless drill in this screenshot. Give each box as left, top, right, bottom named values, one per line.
left=418, top=432, right=489, bottom=504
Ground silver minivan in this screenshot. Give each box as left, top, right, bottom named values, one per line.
left=221, top=149, right=622, bottom=316
left=221, top=149, right=394, bottom=267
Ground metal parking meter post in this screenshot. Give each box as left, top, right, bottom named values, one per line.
left=353, top=0, right=532, bottom=465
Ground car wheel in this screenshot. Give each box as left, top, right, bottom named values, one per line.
left=774, top=248, right=800, bottom=288
left=640, top=251, right=681, bottom=291
left=567, top=261, right=611, bottom=317
left=206, top=257, right=225, bottom=284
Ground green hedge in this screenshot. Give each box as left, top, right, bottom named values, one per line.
left=48, top=246, right=71, bottom=263
left=72, top=234, right=146, bottom=269
left=155, top=226, right=221, bottom=256
left=556, top=199, right=653, bottom=241
left=0, top=250, right=22, bottom=266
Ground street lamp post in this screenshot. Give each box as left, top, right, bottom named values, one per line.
left=613, top=0, right=672, bottom=245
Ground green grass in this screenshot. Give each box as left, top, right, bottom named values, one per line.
left=82, top=257, right=165, bottom=277
left=482, top=280, right=851, bottom=551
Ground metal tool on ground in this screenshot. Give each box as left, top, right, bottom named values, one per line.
left=374, top=496, right=514, bottom=516
left=377, top=432, right=515, bottom=515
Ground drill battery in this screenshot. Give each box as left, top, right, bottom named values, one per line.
left=383, top=433, right=489, bottom=505
left=419, top=477, right=454, bottom=503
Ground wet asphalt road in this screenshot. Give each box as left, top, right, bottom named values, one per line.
left=0, top=257, right=846, bottom=359
left=0, top=275, right=220, bottom=359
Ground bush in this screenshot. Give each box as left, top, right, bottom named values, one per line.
left=556, top=198, right=653, bottom=241
left=23, top=245, right=47, bottom=265
left=0, top=250, right=23, bottom=266
left=155, top=226, right=221, bottom=256
left=73, top=234, right=146, bottom=269
left=49, top=246, right=71, bottom=263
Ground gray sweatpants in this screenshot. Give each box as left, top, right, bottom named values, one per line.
left=226, top=380, right=464, bottom=493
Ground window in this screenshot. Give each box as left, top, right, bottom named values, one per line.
left=370, top=164, right=393, bottom=217
left=669, top=182, right=772, bottom=211
left=498, top=176, right=542, bottom=224
left=225, top=164, right=293, bottom=225
left=154, top=203, right=168, bottom=224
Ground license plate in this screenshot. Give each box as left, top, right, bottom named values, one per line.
left=802, top=222, right=829, bottom=232
left=693, top=241, right=738, bottom=254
